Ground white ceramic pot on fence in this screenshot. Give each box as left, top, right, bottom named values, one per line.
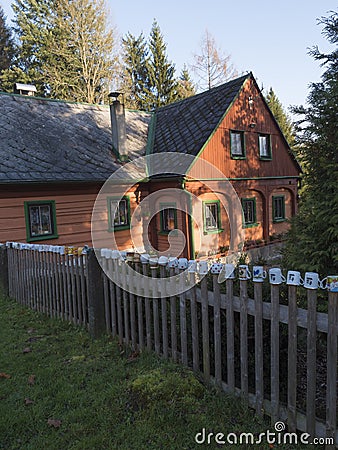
left=198, top=261, right=209, bottom=275
left=253, top=266, right=267, bottom=283
left=239, top=264, right=251, bottom=280
left=269, top=268, right=286, bottom=284
left=210, top=262, right=223, bottom=274
left=287, top=270, right=304, bottom=286
left=168, top=257, right=178, bottom=268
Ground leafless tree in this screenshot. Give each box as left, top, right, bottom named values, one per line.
left=191, top=29, right=237, bottom=90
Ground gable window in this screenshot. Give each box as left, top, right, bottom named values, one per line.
left=160, top=203, right=177, bottom=233
left=273, top=196, right=286, bottom=222
left=259, top=134, right=271, bottom=159
left=24, top=201, right=58, bottom=242
left=203, top=200, right=222, bottom=233
left=108, top=196, right=130, bottom=231
left=230, top=130, right=245, bottom=158
left=242, top=198, right=257, bottom=227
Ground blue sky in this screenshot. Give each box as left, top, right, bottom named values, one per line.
left=1, top=0, right=335, bottom=112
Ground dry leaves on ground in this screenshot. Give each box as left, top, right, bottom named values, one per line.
left=47, top=419, right=62, bottom=428
left=0, top=373, right=11, bottom=379
left=28, top=374, right=35, bottom=385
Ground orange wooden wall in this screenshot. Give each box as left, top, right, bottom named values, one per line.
left=189, top=77, right=300, bottom=180
left=0, top=183, right=143, bottom=249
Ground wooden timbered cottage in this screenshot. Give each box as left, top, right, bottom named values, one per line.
left=0, top=73, right=301, bottom=258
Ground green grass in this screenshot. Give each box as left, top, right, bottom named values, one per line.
left=0, top=294, right=313, bottom=450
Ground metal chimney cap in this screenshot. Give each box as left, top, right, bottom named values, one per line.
left=108, top=91, right=123, bottom=99
left=14, top=83, right=37, bottom=92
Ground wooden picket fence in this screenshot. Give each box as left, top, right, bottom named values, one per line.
left=2, top=245, right=337, bottom=448
left=6, top=246, right=89, bottom=326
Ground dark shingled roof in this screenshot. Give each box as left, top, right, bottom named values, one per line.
left=0, top=72, right=300, bottom=185
left=0, top=93, right=151, bottom=183
left=151, top=73, right=250, bottom=155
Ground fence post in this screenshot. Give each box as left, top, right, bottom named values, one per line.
left=240, top=279, right=248, bottom=401
left=325, top=291, right=337, bottom=449
left=87, top=249, right=105, bottom=339
left=0, top=245, right=9, bottom=297
left=287, top=285, right=297, bottom=432
left=270, top=284, right=280, bottom=426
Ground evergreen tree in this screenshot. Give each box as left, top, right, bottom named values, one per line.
left=283, top=11, right=338, bottom=275
left=265, top=87, right=296, bottom=147
left=146, top=20, right=178, bottom=109
left=120, top=21, right=194, bottom=111
left=176, top=65, right=196, bottom=100
left=45, top=0, right=116, bottom=103
left=0, top=6, right=15, bottom=75
left=11, top=0, right=54, bottom=94
left=120, top=32, right=150, bottom=110
left=7, top=0, right=115, bottom=102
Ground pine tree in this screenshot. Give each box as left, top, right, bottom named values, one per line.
left=0, top=6, right=15, bottom=74
left=146, top=20, right=178, bottom=109
left=265, top=88, right=296, bottom=147
left=176, top=65, right=196, bottom=100
left=120, top=32, right=150, bottom=110
left=283, top=11, right=338, bottom=275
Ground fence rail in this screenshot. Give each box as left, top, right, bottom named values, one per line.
left=1, top=244, right=337, bottom=448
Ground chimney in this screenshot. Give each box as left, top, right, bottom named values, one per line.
left=108, top=92, right=127, bottom=162
left=14, top=83, right=37, bottom=96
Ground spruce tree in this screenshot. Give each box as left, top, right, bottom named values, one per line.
left=120, top=21, right=194, bottom=111
left=11, top=0, right=54, bottom=94
left=8, top=0, right=115, bottom=102
left=120, top=32, right=150, bottom=110
left=45, top=0, right=115, bottom=103
left=265, top=88, right=296, bottom=147
left=146, top=20, right=178, bottom=109
left=283, top=11, right=338, bottom=275
left=176, top=65, right=196, bottom=100
left=0, top=6, right=15, bottom=74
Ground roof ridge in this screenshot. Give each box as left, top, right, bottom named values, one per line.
left=0, top=90, right=111, bottom=109
left=156, top=72, right=251, bottom=112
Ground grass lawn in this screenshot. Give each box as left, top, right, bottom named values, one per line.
left=0, top=293, right=311, bottom=450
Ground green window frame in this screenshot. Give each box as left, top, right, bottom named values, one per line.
left=108, top=196, right=131, bottom=231
left=272, top=195, right=286, bottom=222
left=230, top=130, right=246, bottom=159
left=258, top=133, right=272, bottom=159
left=241, top=198, right=258, bottom=228
left=24, top=200, right=58, bottom=242
left=159, top=203, right=177, bottom=234
left=203, top=200, right=223, bottom=234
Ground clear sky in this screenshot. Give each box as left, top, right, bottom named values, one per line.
left=1, top=0, right=335, bottom=112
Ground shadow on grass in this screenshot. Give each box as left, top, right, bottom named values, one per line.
left=0, top=293, right=314, bottom=450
